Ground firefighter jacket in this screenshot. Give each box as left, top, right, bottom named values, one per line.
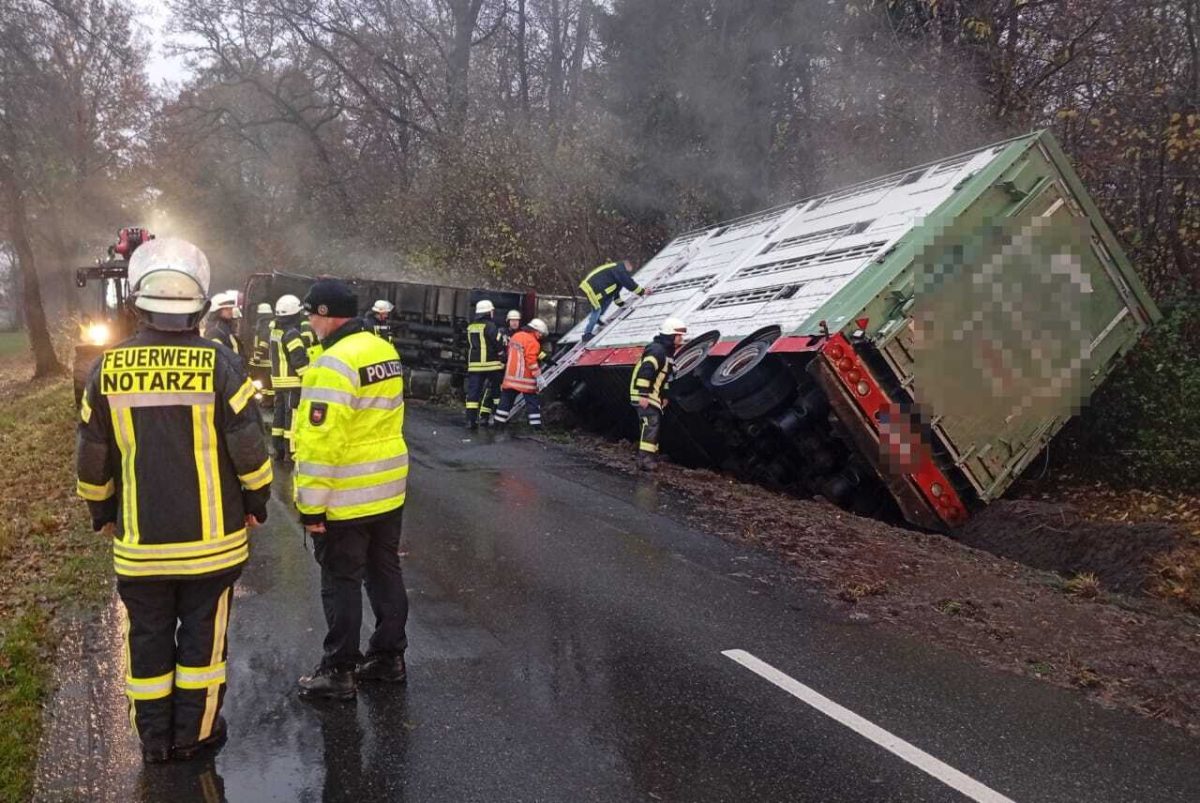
left=579, top=262, right=644, bottom=308
left=294, top=319, right=408, bottom=525
left=502, top=329, right=542, bottom=393
left=466, top=314, right=505, bottom=372
left=301, top=318, right=323, bottom=362
left=251, top=317, right=273, bottom=366
left=363, top=313, right=392, bottom=340
left=270, top=314, right=310, bottom=389
left=204, top=316, right=240, bottom=357
left=629, top=335, right=676, bottom=410
left=75, top=329, right=272, bottom=580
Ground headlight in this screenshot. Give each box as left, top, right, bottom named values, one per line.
left=86, top=322, right=111, bottom=345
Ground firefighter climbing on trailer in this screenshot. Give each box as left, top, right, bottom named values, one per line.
left=464, top=300, right=506, bottom=430
left=630, top=317, right=688, bottom=471
left=579, top=259, right=647, bottom=342
left=205, top=291, right=243, bottom=361
left=494, top=318, right=550, bottom=430
left=270, top=294, right=310, bottom=460
left=75, top=238, right=271, bottom=763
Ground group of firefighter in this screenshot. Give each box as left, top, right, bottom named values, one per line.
left=74, top=242, right=683, bottom=766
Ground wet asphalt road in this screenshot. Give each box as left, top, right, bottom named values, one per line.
left=34, top=404, right=1200, bottom=802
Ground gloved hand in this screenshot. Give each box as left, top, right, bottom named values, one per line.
left=243, top=488, right=269, bottom=525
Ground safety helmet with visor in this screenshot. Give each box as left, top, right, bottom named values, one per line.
left=128, top=238, right=211, bottom=332
left=528, top=318, right=549, bottom=337
left=275, top=294, right=303, bottom=317
left=659, top=317, right=688, bottom=337
left=371, top=299, right=395, bottom=315
left=255, top=302, right=272, bottom=315
left=475, top=299, right=495, bottom=315
left=506, top=309, right=521, bottom=322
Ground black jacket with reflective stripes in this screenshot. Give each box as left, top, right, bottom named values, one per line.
left=270, top=314, right=310, bottom=388
left=466, top=315, right=505, bottom=372
left=629, top=335, right=676, bottom=410
left=204, top=316, right=240, bottom=357
left=76, top=329, right=272, bottom=581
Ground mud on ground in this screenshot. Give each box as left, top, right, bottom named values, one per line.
left=555, top=432, right=1200, bottom=737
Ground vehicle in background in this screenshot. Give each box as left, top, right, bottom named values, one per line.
left=548, top=131, right=1159, bottom=530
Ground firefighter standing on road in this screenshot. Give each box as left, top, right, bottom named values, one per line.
left=464, top=300, right=505, bottom=429
left=293, top=278, right=410, bottom=700
left=75, top=238, right=271, bottom=763
left=493, top=318, right=549, bottom=430
left=270, top=294, right=310, bottom=460
left=250, top=303, right=275, bottom=404
left=579, top=259, right=646, bottom=342
left=365, top=299, right=395, bottom=340
left=505, top=309, right=521, bottom=342
left=630, top=317, right=687, bottom=471
left=205, top=291, right=242, bottom=359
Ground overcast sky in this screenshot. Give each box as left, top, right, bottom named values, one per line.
left=135, top=0, right=191, bottom=88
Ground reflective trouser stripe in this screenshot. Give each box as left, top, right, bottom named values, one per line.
left=176, top=662, right=227, bottom=690
left=127, top=671, right=174, bottom=700
left=201, top=588, right=231, bottom=740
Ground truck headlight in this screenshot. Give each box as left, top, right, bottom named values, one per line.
left=86, top=322, right=111, bottom=345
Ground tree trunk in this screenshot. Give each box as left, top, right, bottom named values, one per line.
left=565, top=0, right=592, bottom=122
left=1, top=168, right=64, bottom=377
left=517, top=0, right=530, bottom=121
left=446, top=0, right=483, bottom=140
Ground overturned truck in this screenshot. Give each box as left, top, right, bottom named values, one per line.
left=551, top=131, right=1159, bottom=530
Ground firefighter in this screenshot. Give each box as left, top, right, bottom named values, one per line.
left=270, top=294, right=310, bottom=460
left=249, top=303, right=275, bottom=405
left=493, top=318, right=549, bottom=429
left=204, top=291, right=242, bottom=359
left=579, top=259, right=647, bottom=342
left=75, top=238, right=271, bottom=763
left=630, top=317, right=687, bottom=470
left=464, top=300, right=505, bottom=430
left=505, top=309, right=521, bottom=341
left=293, top=278, right=409, bottom=700
left=365, top=299, right=394, bottom=339
left=300, top=315, right=323, bottom=363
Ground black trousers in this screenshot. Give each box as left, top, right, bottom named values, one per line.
left=494, top=389, right=542, bottom=427
left=637, top=405, right=662, bottom=453
left=117, top=570, right=239, bottom=752
left=464, top=370, right=503, bottom=424
left=272, top=387, right=299, bottom=456
left=312, top=508, right=408, bottom=670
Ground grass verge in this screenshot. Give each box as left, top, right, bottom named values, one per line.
left=0, top=370, right=110, bottom=802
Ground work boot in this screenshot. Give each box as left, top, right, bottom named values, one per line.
left=298, top=665, right=356, bottom=701
left=173, top=717, right=228, bottom=762
left=465, top=418, right=478, bottom=431
left=582, top=332, right=595, bottom=343
left=636, top=453, right=657, bottom=472
left=356, top=653, right=407, bottom=683
left=141, top=745, right=172, bottom=765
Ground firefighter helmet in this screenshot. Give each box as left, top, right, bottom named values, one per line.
left=275, top=294, right=303, bottom=316
left=528, top=318, right=549, bottom=337
left=255, top=302, right=272, bottom=315
left=128, top=238, right=211, bottom=331
left=659, top=316, right=688, bottom=336
left=372, top=299, right=395, bottom=314
left=212, top=291, right=241, bottom=317
left=506, top=309, right=521, bottom=322
left=475, top=299, right=495, bottom=315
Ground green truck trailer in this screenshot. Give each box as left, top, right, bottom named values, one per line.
left=551, top=131, right=1159, bottom=529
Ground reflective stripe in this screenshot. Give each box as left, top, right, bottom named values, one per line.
left=108, top=392, right=215, bottom=409
left=126, top=671, right=174, bottom=700
left=80, top=394, right=92, bottom=423
left=176, top=661, right=227, bottom=690
left=113, top=407, right=139, bottom=543
left=314, top=354, right=360, bottom=386
left=286, top=338, right=305, bottom=351
left=296, top=478, right=407, bottom=509
left=302, top=386, right=405, bottom=411
left=201, top=588, right=231, bottom=740
left=113, top=529, right=247, bottom=560
left=192, top=405, right=221, bottom=540
left=298, top=454, right=409, bottom=479
left=273, top=377, right=301, bottom=388
left=635, top=379, right=652, bottom=388
left=77, top=478, right=115, bottom=501
left=238, top=459, right=273, bottom=491
left=114, top=544, right=248, bottom=577
left=229, top=379, right=256, bottom=414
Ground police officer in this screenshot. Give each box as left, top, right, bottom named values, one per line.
left=579, top=259, right=647, bottom=342
left=630, top=317, right=687, bottom=471
left=270, top=294, right=310, bottom=460
left=204, top=291, right=242, bottom=359
left=75, top=238, right=271, bottom=763
left=464, top=299, right=505, bottom=430
left=293, top=278, right=409, bottom=700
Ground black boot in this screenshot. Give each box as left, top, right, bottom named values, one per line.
left=298, top=665, right=357, bottom=701
left=173, top=717, right=228, bottom=761
left=356, top=653, right=407, bottom=683
left=636, top=453, right=658, bottom=472
left=141, top=745, right=172, bottom=765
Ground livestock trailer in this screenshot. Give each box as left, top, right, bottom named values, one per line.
left=553, top=131, right=1159, bottom=530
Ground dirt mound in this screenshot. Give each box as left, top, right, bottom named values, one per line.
left=956, top=500, right=1186, bottom=594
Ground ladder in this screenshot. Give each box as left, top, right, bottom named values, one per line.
left=503, top=230, right=718, bottom=422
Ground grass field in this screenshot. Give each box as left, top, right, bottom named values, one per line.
left=0, top=367, right=110, bottom=801
left=0, top=331, right=28, bottom=357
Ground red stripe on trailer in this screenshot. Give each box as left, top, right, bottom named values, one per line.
left=770, top=335, right=825, bottom=353
left=819, top=334, right=969, bottom=528
left=601, top=347, right=643, bottom=366
left=575, top=349, right=613, bottom=367
left=709, top=341, right=736, bottom=357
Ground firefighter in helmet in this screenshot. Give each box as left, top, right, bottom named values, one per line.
left=630, top=317, right=687, bottom=470
left=205, top=291, right=242, bottom=359
left=464, top=300, right=505, bottom=429
left=365, top=299, right=395, bottom=340
left=75, top=238, right=271, bottom=763
left=579, top=259, right=646, bottom=342
left=270, top=294, right=310, bottom=460
left=493, top=318, right=549, bottom=429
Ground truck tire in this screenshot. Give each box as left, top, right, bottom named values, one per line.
left=710, top=328, right=796, bottom=420
left=669, top=329, right=721, bottom=414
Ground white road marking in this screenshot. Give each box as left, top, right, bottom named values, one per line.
left=722, top=649, right=1016, bottom=803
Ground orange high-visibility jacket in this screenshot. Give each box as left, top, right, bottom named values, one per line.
left=502, top=330, right=541, bottom=393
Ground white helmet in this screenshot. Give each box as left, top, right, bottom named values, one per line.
left=129, top=238, right=210, bottom=317
left=475, top=299, right=495, bottom=315
left=506, top=309, right=521, bottom=322
left=372, top=299, right=394, bottom=314
left=275, top=294, right=303, bottom=316
left=256, top=302, right=272, bottom=315
left=212, top=291, right=241, bottom=317
left=528, top=318, right=549, bottom=336
left=660, top=316, right=688, bottom=336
